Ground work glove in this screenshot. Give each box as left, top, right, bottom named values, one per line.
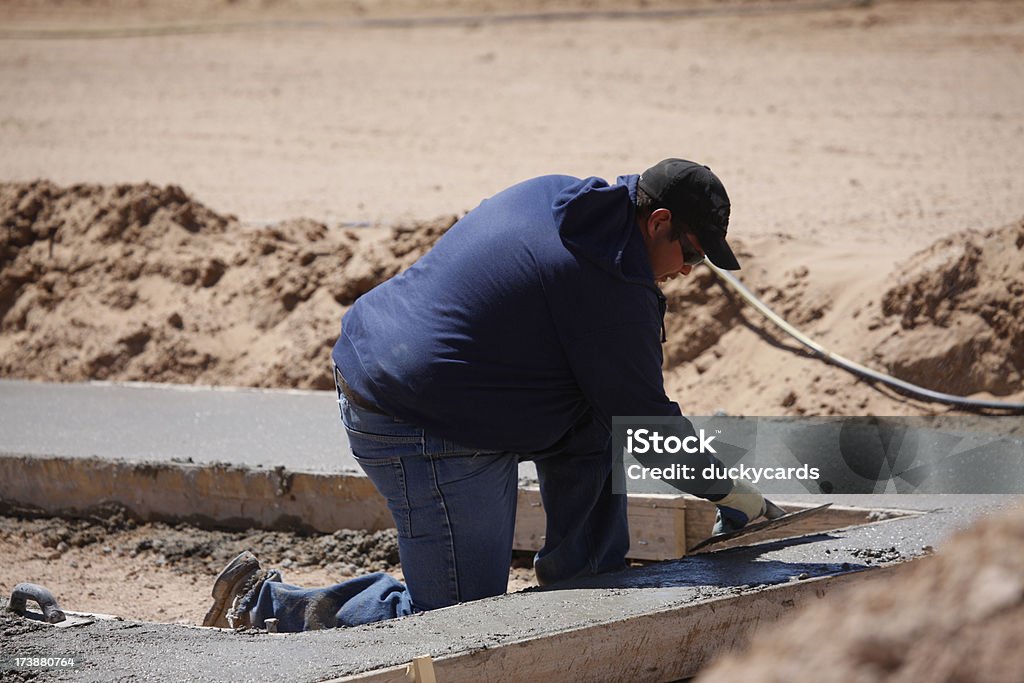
left=713, top=478, right=767, bottom=535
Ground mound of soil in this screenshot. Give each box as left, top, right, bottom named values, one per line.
left=2, top=180, right=1020, bottom=413
left=2, top=180, right=820, bottom=391
left=0, top=181, right=455, bottom=390
left=872, top=219, right=1024, bottom=396
left=697, top=504, right=1024, bottom=683
left=660, top=245, right=828, bottom=370
left=660, top=266, right=745, bottom=368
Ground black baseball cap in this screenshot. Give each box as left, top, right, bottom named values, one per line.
left=638, top=158, right=740, bottom=270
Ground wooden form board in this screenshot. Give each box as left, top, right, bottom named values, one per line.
left=513, top=488, right=888, bottom=560
left=328, top=566, right=900, bottom=683
left=513, top=487, right=688, bottom=561
left=0, top=454, right=693, bottom=561
left=0, top=456, right=682, bottom=548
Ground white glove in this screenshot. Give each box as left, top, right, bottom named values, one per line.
left=713, top=478, right=767, bottom=534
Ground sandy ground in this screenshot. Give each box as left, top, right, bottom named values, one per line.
left=1, top=0, right=1023, bottom=675
left=0, top=2, right=1020, bottom=236
left=0, top=507, right=537, bottom=625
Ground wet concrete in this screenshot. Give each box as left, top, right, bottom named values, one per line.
left=2, top=494, right=1018, bottom=682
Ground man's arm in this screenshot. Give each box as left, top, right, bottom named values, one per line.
left=564, top=318, right=765, bottom=527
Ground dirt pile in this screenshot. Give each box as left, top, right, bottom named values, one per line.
left=3, top=180, right=1022, bottom=412
left=697, top=504, right=1024, bottom=683
left=2, top=180, right=821, bottom=391
left=660, top=220, right=1024, bottom=415
left=871, top=219, right=1024, bottom=396
left=0, top=181, right=455, bottom=390
left=660, top=264, right=742, bottom=369
left=660, top=244, right=828, bottom=371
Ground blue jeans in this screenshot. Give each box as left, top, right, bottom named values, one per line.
left=246, top=371, right=629, bottom=631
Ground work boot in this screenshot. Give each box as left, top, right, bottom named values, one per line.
left=226, top=567, right=282, bottom=630
left=203, top=551, right=261, bottom=628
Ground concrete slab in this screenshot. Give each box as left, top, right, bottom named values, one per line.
left=0, top=379, right=396, bottom=532
left=0, top=378, right=541, bottom=480
left=0, top=380, right=546, bottom=535
left=1, top=494, right=1016, bottom=683
left=0, top=378, right=355, bottom=472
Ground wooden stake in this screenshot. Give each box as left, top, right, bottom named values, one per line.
left=408, top=656, right=436, bottom=683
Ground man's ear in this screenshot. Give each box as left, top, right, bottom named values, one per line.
left=649, top=207, right=673, bottom=238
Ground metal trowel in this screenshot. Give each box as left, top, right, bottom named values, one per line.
left=687, top=499, right=832, bottom=554
left=7, top=583, right=96, bottom=628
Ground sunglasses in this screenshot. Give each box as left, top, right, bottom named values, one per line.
left=679, top=233, right=706, bottom=266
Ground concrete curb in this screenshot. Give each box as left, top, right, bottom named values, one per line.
left=0, top=455, right=392, bottom=533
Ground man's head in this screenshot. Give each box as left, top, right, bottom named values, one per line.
left=635, top=159, right=739, bottom=278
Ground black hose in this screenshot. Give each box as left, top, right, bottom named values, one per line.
left=705, top=261, right=1024, bottom=414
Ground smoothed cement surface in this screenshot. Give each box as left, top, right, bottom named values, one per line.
left=0, top=379, right=353, bottom=472
left=0, top=379, right=542, bottom=481
left=3, top=495, right=1020, bottom=682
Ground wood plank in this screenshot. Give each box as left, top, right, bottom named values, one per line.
left=327, top=567, right=899, bottom=683
left=513, top=487, right=687, bottom=561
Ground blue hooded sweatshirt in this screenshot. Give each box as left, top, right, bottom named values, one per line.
left=332, top=174, right=685, bottom=455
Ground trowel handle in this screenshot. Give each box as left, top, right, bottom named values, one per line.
left=8, top=583, right=67, bottom=624
left=764, top=499, right=788, bottom=520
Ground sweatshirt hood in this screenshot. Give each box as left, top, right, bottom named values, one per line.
left=553, top=174, right=654, bottom=285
